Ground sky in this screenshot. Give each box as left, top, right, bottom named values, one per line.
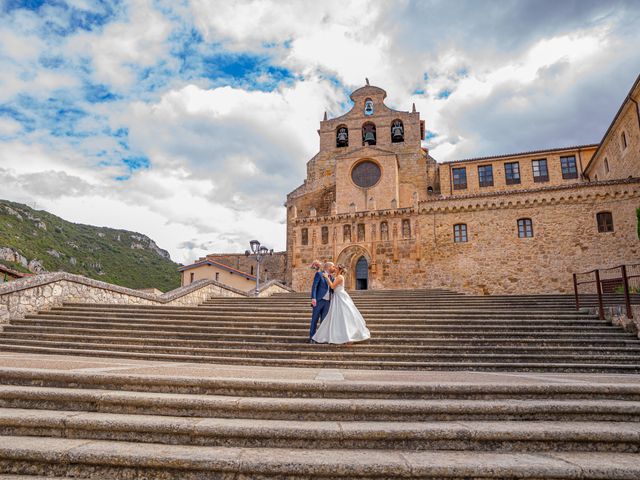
left=1, top=0, right=639, bottom=264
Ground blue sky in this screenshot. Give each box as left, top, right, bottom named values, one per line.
left=1, top=0, right=639, bottom=263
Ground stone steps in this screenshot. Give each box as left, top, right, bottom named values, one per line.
left=3, top=332, right=639, bottom=354
left=2, top=385, right=640, bottom=422
left=1, top=344, right=638, bottom=372
left=3, top=435, right=639, bottom=479
left=1, top=408, right=639, bottom=452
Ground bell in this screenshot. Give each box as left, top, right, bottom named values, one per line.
left=364, top=131, right=376, bottom=144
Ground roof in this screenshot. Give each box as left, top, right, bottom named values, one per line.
left=0, top=264, right=31, bottom=278
left=584, top=73, right=640, bottom=176
left=442, top=144, right=599, bottom=165
left=178, top=259, right=256, bottom=280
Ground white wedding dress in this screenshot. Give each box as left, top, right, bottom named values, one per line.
left=312, top=283, right=371, bottom=344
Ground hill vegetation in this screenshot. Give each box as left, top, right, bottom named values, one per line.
left=0, top=199, right=180, bottom=291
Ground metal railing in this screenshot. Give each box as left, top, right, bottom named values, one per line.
left=573, top=263, right=640, bottom=320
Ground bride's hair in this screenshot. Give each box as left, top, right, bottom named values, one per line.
left=336, top=263, right=348, bottom=274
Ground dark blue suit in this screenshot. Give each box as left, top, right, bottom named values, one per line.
left=310, top=271, right=331, bottom=339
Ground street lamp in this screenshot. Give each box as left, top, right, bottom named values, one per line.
left=245, top=239, right=273, bottom=295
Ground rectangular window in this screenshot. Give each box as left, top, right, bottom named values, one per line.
left=321, top=226, right=329, bottom=245
left=621, top=132, right=627, bottom=149
left=532, top=159, right=549, bottom=182
left=343, top=224, right=351, bottom=242
left=190, top=272, right=194, bottom=283
left=357, top=223, right=365, bottom=242
left=596, top=212, right=614, bottom=233
left=560, top=155, right=578, bottom=179
left=518, top=218, right=534, bottom=238
left=453, top=224, right=467, bottom=243
left=452, top=167, right=467, bottom=190
left=301, top=228, right=308, bottom=246
left=477, top=165, right=494, bottom=187
left=504, top=162, right=520, bottom=185
left=215, top=272, right=219, bottom=282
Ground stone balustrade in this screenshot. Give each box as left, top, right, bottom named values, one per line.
left=0, top=272, right=293, bottom=324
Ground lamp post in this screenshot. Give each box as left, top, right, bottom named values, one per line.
left=245, top=240, right=273, bottom=295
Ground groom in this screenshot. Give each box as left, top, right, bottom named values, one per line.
left=309, top=260, right=334, bottom=342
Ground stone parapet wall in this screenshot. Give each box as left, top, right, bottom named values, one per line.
left=256, top=280, right=295, bottom=297
left=610, top=305, right=640, bottom=339
left=0, top=272, right=249, bottom=324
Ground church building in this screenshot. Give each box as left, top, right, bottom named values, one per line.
left=285, top=76, right=640, bottom=294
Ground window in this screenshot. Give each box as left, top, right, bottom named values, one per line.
left=517, top=218, right=534, bottom=238
left=505, top=162, right=521, bottom=185
left=380, top=221, right=389, bottom=241
left=250, top=266, right=254, bottom=275
left=336, top=126, right=348, bottom=147
left=604, top=158, right=609, bottom=173
left=477, top=165, right=494, bottom=187
left=301, top=228, right=308, bottom=246
left=532, top=159, right=549, bottom=182
left=351, top=160, right=381, bottom=188
left=453, top=224, right=468, bottom=243
left=596, top=212, right=614, bottom=233
left=391, top=119, right=404, bottom=143
left=215, top=272, right=219, bottom=282
left=190, top=272, right=194, bottom=283
left=357, top=223, right=365, bottom=242
left=362, top=122, right=376, bottom=145
left=560, top=155, right=578, bottom=179
left=321, top=226, right=329, bottom=245
left=452, top=167, right=467, bottom=190
left=622, top=131, right=627, bottom=149
left=343, top=224, right=351, bottom=242
left=402, top=219, right=411, bottom=239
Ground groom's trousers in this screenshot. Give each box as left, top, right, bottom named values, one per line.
left=310, top=299, right=330, bottom=339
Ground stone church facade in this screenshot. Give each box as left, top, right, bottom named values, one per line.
left=285, top=76, right=640, bottom=295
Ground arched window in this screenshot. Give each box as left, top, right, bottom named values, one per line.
left=596, top=212, right=614, bottom=233
left=391, top=119, right=404, bottom=143
left=336, top=125, right=348, bottom=147
left=343, top=224, right=351, bottom=242
left=357, top=223, right=365, bottom=242
left=321, top=226, right=329, bottom=244
left=427, top=186, right=434, bottom=193
left=362, top=122, right=376, bottom=146
left=380, top=221, right=389, bottom=241
left=402, top=219, right=411, bottom=239
left=517, top=218, right=533, bottom=238
left=453, top=224, right=467, bottom=243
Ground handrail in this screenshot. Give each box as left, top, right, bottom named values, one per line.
left=572, top=263, right=636, bottom=320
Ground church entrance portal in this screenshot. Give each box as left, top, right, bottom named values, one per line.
left=355, top=256, right=369, bottom=290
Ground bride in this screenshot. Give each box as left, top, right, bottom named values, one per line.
left=312, top=264, right=371, bottom=345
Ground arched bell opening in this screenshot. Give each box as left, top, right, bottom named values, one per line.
left=391, top=119, right=404, bottom=143
left=336, top=125, right=348, bottom=147
left=362, top=122, right=376, bottom=146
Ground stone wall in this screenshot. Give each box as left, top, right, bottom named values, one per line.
left=290, top=179, right=640, bottom=295
left=0, top=272, right=249, bottom=324
left=439, top=145, right=597, bottom=197
left=203, top=252, right=288, bottom=284
left=610, top=305, right=640, bottom=338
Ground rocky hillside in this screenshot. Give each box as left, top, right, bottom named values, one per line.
left=0, top=200, right=180, bottom=291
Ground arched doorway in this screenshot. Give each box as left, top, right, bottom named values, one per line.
left=336, top=245, right=372, bottom=290
left=355, top=256, right=369, bottom=290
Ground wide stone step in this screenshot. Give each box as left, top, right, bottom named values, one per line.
left=1, top=408, right=639, bottom=451
left=4, top=368, right=640, bottom=400
left=2, top=338, right=639, bottom=364
left=14, top=319, right=623, bottom=335
left=2, top=436, right=639, bottom=479
left=4, top=332, right=639, bottom=355
left=25, top=312, right=612, bottom=328
left=6, top=326, right=637, bottom=347
left=1, top=344, right=639, bottom=372
left=2, top=386, right=640, bottom=422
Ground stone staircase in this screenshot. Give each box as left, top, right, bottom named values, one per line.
left=0, top=289, right=639, bottom=372
left=0, top=288, right=639, bottom=478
